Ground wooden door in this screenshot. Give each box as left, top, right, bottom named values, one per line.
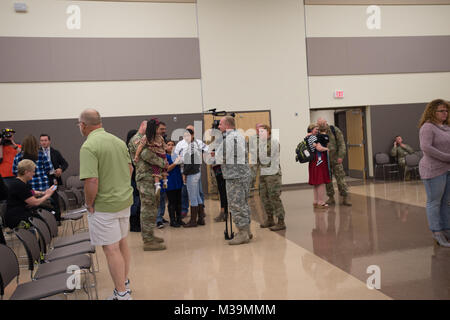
left=345, top=109, right=366, bottom=180
left=203, top=111, right=271, bottom=194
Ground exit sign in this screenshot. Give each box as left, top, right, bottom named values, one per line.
left=334, top=90, right=344, bottom=98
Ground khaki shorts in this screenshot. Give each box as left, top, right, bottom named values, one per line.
left=87, top=207, right=130, bottom=246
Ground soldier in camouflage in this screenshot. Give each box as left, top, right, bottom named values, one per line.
left=215, top=116, right=252, bottom=245
left=390, top=135, right=414, bottom=180
left=255, top=124, right=286, bottom=231
left=128, top=120, right=167, bottom=251
left=317, top=118, right=352, bottom=206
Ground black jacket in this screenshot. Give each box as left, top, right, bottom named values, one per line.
left=41, top=147, right=69, bottom=186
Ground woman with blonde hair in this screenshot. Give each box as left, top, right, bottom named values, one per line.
left=418, top=99, right=450, bottom=247
left=5, top=159, right=55, bottom=229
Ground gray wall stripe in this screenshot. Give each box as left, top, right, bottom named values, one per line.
left=306, top=36, right=450, bottom=76
left=0, top=37, right=201, bottom=82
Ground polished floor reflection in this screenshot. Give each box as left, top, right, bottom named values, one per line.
left=5, top=180, right=447, bottom=300
left=281, top=180, right=450, bottom=300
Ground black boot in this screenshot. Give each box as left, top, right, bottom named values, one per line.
left=168, top=204, right=180, bottom=228
left=130, top=215, right=141, bottom=232
left=176, top=203, right=185, bottom=226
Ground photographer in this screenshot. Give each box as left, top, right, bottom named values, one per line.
left=0, top=128, right=21, bottom=180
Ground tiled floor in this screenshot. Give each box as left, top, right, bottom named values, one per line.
left=4, top=179, right=448, bottom=300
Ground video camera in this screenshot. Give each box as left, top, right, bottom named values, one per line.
left=206, top=108, right=236, bottom=129
left=1, top=128, right=15, bottom=145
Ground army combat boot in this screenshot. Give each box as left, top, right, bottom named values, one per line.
left=342, top=196, right=352, bottom=206
left=143, top=240, right=166, bottom=251
left=229, top=225, right=250, bottom=245
left=260, top=215, right=275, bottom=228
left=269, top=217, right=286, bottom=231
left=326, top=196, right=335, bottom=205
left=152, top=235, right=164, bottom=243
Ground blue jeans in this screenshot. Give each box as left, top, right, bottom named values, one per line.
left=186, top=172, right=203, bottom=207
left=156, top=192, right=167, bottom=223
left=423, top=171, right=450, bottom=232
left=181, top=173, right=205, bottom=211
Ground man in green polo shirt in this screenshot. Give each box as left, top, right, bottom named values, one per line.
left=79, top=108, right=133, bottom=300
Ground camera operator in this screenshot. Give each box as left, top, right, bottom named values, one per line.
left=210, top=119, right=228, bottom=223
left=0, top=128, right=22, bottom=182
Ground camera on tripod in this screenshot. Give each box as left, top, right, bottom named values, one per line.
left=206, top=108, right=235, bottom=129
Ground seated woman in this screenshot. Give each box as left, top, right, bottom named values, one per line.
left=5, top=159, right=56, bottom=229
left=390, top=135, right=414, bottom=180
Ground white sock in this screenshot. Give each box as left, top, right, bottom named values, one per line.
left=117, top=290, right=128, bottom=296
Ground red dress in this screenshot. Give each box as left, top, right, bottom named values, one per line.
left=308, top=152, right=331, bottom=185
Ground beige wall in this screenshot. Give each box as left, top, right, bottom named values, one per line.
left=0, top=0, right=198, bottom=37
left=309, top=72, right=450, bottom=109
left=306, top=4, right=450, bottom=109
left=197, top=0, right=311, bottom=184
left=0, top=79, right=203, bottom=121
left=0, top=0, right=203, bottom=121
left=305, top=5, right=450, bottom=37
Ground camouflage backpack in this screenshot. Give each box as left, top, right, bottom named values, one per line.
left=295, top=137, right=313, bottom=163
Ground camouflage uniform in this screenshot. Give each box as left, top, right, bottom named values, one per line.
left=215, top=129, right=252, bottom=244
left=325, top=125, right=349, bottom=199
left=390, top=143, right=414, bottom=177
left=128, top=132, right=165, bottom=245
left=257, top=137, right=285, bottom=223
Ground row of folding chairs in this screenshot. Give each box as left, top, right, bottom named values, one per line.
left=0, top=209, right=98, bottom=300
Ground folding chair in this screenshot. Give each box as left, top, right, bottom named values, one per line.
left=14, top=228, right=97, bottom=299
left=404, top=154, right=420, bottom=180
left=374, top=152, right=400, bottom=181
left=36, top=209, right=90, bottom=248
left=0, top=244, right=75, bottom=300
left=28, top=217, right=95, bottom=263
left=57, top=190, right=87, bottom=235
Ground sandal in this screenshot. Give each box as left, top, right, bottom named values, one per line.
left=316, top=203, right=329, bottom=209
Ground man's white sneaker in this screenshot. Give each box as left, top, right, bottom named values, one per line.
left=107, top=289, right=132, bottom=300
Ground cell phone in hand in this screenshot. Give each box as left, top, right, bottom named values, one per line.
left=51, top=185, right=57, bottom=191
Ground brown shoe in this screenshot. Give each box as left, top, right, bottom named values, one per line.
left=197, top=205, right=206, bottom=226
left=260, top=215, right=275, bottom=228
left=143, top=241, right=166, bottom=251
left=183, top=206, right=198, bottom=228
left=269, top=218, right=286, bottom=231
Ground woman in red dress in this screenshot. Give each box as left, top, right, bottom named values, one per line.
left=307, top=124, right=331, bottom=209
